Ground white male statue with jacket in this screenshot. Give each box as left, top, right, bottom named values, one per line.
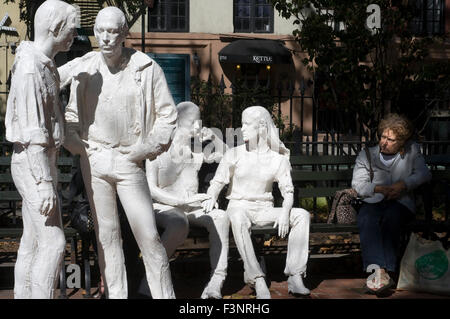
left=58, top=7, right=177, bottom=299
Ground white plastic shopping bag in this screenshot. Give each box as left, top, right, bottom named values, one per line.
left=397, top=233, right=450, bottom=295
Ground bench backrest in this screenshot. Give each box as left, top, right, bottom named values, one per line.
left=0, top=156, right=74, bottom=223
left=289, top=153, right=450, bottom=222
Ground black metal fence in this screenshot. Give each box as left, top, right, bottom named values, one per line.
left=192, top=75, right=450, bottom=156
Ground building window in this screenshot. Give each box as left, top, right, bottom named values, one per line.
left=410, top=0, right=445, bottom=36
left=319, top=9, right=346, bottom=32
left=234, top=0, right=274, bottom=33
left=148, top=0, right=189, bottom=32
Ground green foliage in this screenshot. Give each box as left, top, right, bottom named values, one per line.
left=190, top=77, right=233, bottom=132
left=190, top=77, right=282, bottom=133
left=271, top=0, right=450, bottom=139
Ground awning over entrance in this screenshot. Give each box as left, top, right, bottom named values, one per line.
left=218, top=39, right=292, bottom=65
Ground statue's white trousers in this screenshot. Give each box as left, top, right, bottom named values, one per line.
left=80, top=146, right=175, bottom=299
left=227, top=199, right=310, bottom=285
left=12, top=146, right=66, bottom=299
left=155, top=204, right=230, bottom=279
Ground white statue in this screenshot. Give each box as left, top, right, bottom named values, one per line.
left=203, top=106, right=311, bottom=299
left=146, top=101, right=230, bottom=299
left=58, top=7, right=177, bottom=299
left=5, top=0, right=77, bottom=299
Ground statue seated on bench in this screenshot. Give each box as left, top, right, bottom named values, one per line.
left=203, top=106, right=311, bottom=299
left=146, top=101, right=230, bottom=299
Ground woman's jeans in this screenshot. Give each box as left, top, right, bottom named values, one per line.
left=357, top=200, right=414, bottom=273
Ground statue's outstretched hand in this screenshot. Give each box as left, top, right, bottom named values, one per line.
left=37, top=181, right=57, bottom=217
left=273, top=212, right=290, bottom=239
left=202, top=197, right=218, bottom=213
left=184, top=193, right=211, bottom=205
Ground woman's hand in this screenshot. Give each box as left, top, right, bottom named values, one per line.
left=184, top=193, right=211, bottom=205
left=202, top=196, right=218, bottom=213
left=385, top=181, right=407, bottom=200
left=374, top=181, right=407, bottom=200
left=374, top=185, right=391, bottom=197
left=274, top=211, right=290, bottom=239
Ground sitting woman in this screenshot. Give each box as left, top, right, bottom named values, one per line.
left=203, top=106, right=311, bottom=299
left=352, top=113, right=431, bottom=294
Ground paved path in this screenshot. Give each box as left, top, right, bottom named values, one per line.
left=1, top=253, right=448, bottom=300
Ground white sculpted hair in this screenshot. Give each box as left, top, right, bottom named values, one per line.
left=176, top=101, right=200, bottom=124
left=34, top=0, right=77, bottom=37
left=242, top=106, right=290, bottom=157
left=94, top=6, right=129, bottom=37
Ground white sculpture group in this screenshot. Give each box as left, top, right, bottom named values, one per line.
left=5, top=1, right=311, bottom=299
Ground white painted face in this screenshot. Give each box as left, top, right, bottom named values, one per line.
left=184, top=112, right=200, bottom=138
left=94, top=13, right=125, bottom=58
left=192, top=119, right=202, bottom=138
left=55, top=13, right=77, bottom=52
left=241, top=109, right=260, bottom=143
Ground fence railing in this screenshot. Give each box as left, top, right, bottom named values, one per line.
left=192, top=75, right=450, bottom=153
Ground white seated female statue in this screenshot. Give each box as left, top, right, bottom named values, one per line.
left=202, top=106, right=311, bottom=299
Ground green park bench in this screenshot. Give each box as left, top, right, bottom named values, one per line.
left=1, top=149, right=448, bottom=297
left=188, top=153, right=450, bottom=249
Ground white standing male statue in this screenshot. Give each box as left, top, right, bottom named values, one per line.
left=203, top=106, right=311, bottom=299
left=5, top=0, right=77, bottom=299
left=58, top=7, right=177, bottom=299
left=146, top=101, right=230, bottom=299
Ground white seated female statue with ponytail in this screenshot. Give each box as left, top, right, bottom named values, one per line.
left=202, top=106, right=311, bottom=298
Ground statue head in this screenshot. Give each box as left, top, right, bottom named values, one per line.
left=94, top=7, right=129, bottom=59
left=34, top=0, right=78, bottom=52
left=176, top=101, right=201, bottom=138
left=242, top=106, right=290, bottom=157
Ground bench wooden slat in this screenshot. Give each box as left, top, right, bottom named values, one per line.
left=431, top=169, right=450, bottom=180
left=0, top=191, right=22, bottom=201
left=0, top=156, right=73, bottom=166
left=0, top=157, right=11, bottom=166
left=310, top=223, right=359, bottom=233
left=290, top=155, right=450, bottom=167
left=298, top=187, right=344, bottom=198
left=425, top=155, right=450, bottom=166
left=292, top=170, right=353, bottom=181
left=291, top=155, right=357, bottom=166
left=0, top=227, right=79, bottom=238
left=0, top=173, right=73, bottom=184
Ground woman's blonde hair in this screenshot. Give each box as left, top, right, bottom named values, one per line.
left=378, top=113, right=413, bottom=145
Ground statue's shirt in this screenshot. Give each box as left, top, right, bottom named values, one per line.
left=60, top=49, right=178, bottom=153
left=211, top=145, right=294, bottom=203
left=155, top=148, right=203, bottom=200
left=87, top=62, right=140, bottom=147
left=5, top=41, right=64, bottom=148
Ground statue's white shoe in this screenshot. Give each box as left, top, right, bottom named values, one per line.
left=288, top=274, right=310, bottom=295
left=201, top=274, right=225, bottom=299
left=255, top=277, right=271, bottom=299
